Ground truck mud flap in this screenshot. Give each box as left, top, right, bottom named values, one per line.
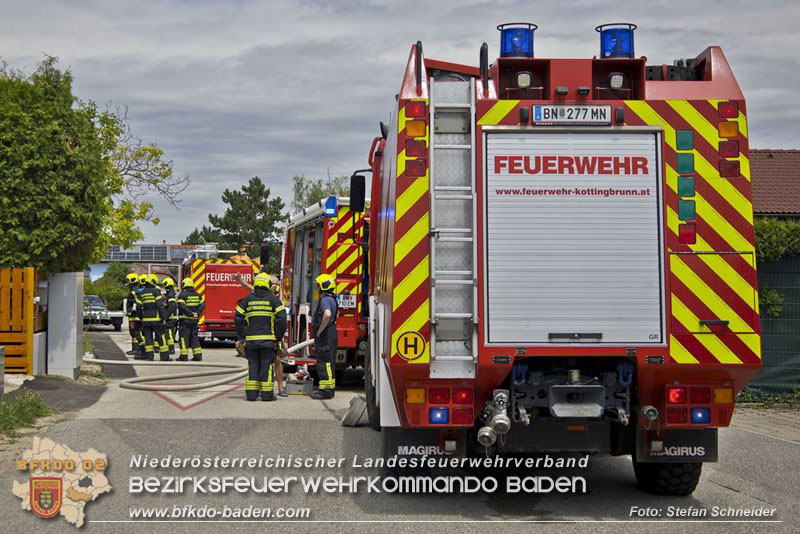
left=636, top=428, right=718, bottom=463
left=382, top=427, right=466, bottom=459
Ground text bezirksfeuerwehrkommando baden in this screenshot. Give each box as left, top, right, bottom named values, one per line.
left=128, top=454, right=589, bottom=495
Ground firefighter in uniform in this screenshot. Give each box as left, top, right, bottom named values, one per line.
left=125, top=273, right=143, bottom=356
left=177, top=278, right=205, bottom=361
left=135, top=274, right=168, bottom=361
left=234, top=273, right=286, bottom=401
left=161, top=277, right=178, bottom=355
left=149, top=274, right=172, bottom=361
left=311, top=274, right=338, bottom=400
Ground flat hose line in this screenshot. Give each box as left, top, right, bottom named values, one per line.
left=84, top=338, right=315, bottom=392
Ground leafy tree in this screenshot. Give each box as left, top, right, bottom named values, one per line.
left=182, top=225, right=222, bottom=245
left=0, top=57, right=188, bottom=273
left=186, top=177, right=287, bottom=272
left=91, top=105, right=190, bottom=260
left=291, top=173, right=349, bottom=212
left=0, top=58, right=107, bottom=273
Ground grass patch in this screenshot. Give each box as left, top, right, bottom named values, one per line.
left=83, top=332, right=93, bottom=354
left=738, top=386, right=800, bottom=407
left=0, top=392, right=53, bottom=434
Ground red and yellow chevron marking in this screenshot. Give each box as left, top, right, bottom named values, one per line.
left=477, top=100, right=519, bottom=126
left=625, top=99, right=760, bottom=366
left=189, top=258, right=259, bottom=325
left=390, top=98, right=431, bottom=364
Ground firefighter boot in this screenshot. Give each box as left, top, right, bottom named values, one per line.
left=311, top=389, right=334, bottom=400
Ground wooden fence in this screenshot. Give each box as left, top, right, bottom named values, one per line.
left=0, top=267, right=37, bottom=373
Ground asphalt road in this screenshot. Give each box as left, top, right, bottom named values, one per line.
left=1, top=328, right=797, bottom=533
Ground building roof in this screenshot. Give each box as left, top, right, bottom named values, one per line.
left=751, top=149, right=800, bottom=215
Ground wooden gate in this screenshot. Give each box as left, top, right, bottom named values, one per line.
left=0, top=267, right=36, bottom=373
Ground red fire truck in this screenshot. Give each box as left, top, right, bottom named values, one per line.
left=280, top=197, right=368, bottom=379
left=180, top=246, right=260, bottom=342
left=354, top=23, right=760, bottom=495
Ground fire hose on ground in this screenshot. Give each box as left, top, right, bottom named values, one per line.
left=83, top=339, right=315, bottom=392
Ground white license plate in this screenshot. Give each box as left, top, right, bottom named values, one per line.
left=198, top=331, right=211, bottom=338
left=533, top=105, right=611, bottom=124
left=337, top=294, right=356, bottom=309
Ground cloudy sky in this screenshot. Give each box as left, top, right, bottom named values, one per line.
left=2, top=0, right=797, bottom=243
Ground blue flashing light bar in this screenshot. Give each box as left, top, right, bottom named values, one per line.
left=596, top=23, right=637, bottom=59
left=324, top=195, right=338, bottom=217
left=429, top=407, right=449, bottom=424
left=497, top=23, right=538, bottom=58
left=690, top=407, right=711, bottom=425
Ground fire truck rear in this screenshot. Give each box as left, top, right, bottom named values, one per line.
left=354, top=23, right=760, bottom=495
left=280, top=197, right=368, bottom=378
left=181, top=246, right=260, bottom=342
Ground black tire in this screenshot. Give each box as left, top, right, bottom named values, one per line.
left=633, top=460, right=702, bottom=496
left=364, top=353, right=381, bottom=431
left=113, top=320, right=122, bottom=332
left=335, top=368, right=344, bottom=385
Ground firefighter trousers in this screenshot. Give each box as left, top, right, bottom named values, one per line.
left=141, top=322, right=164, bottom=361
left=128, top=318, right=142, bottom=352
left=179, top=322, right=202, bottom=361
left=154, top=323, right=171, bottom=361
left=245, top=342, right=276, bottom=401
left=165, top=320, right=177, bottom=354
left=314, top=342, right=336, bottom=392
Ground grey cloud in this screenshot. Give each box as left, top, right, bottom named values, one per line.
left=1, top=0, right=797, bottom=242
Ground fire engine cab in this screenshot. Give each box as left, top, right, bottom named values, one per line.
left=352, top=23, right=760, bottom=495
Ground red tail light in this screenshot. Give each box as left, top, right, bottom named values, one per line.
left=667, top=386, right=687, bottom=404
left=690, top=387, right=712, bottom=404
left=718, top=139, right=739, bottom=158
left=718, top=101, right=738, bottom=118
left=405, top=139, right=427, bottom=157
left=452, top=407, right=474, bottom=425
left=453, top=387, right=474, bottom=405
left=406, top=159, right=427, bottom=177
left=719, top=159, right=740, bottom=178
left=678, top=224, right=696, bottom=244
left=428, top=387, right=450, bottom=404
left=198, top=324, right=207, bottom=332
left=666, top=407, right=688, bottom=424
left=406, top=101, right=427, bottom=118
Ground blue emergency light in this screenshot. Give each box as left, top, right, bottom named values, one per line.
left=690, top=407, right=711, bottom=425
left=429, top=407, right=449, bottom=424
left=324, top=195, right=337, bottom=217
left=596, top=23, right=637, bottom=59
left=497, top=23, right=537, bottom=58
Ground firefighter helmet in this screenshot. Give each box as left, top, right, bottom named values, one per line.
left=316, top=274, right=335, bottom=292
left=254, top=273, right=272, bottom=288
left=126, top=273, right=139, bottom=284
left=182, top=278, right=194, bottom=288
left=161, top=277, right=175, bottom=288
left=149, top=274, right=160, bottom=285
left=138, top=274, right=150, bottom=285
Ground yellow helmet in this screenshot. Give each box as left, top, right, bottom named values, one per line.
left=149, top=274, right=160, bottom=285
left=161, top=277, right=175, bottom=288
left=138, top=274, right=150, bottom=285
left=254, top=273, right=272, bottom=288
left=182, top=278, right=194, bottom=288
left=126, top=273, right=139, bottom=283
left=316, top=274, right=335, bottom=292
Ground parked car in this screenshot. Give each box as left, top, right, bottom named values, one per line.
left=83, top=294, right=123, bottom=331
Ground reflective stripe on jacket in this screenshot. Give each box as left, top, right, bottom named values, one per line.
left=234, top=288, right=287, bottom=343
left=135, top=286, right=166, bottom=323
left=177, top=289, right=205, bottom=322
